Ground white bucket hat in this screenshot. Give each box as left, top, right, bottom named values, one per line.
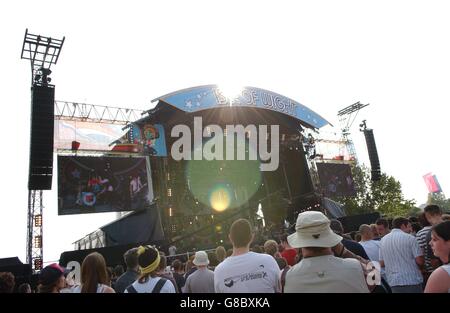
left=193, top=251, right=209, bottom=266
left=287, top=211, right=342, bottom=248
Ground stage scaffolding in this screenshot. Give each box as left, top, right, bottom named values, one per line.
left=55, top=101, right=144, bottom=124
left=21, top=29, right=64, bottom=273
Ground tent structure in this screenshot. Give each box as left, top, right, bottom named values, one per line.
left=322, top=197, right=346, bottom=219
left=72, top=203, right=165, bottom=251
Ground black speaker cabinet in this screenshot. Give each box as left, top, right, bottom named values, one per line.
left=28, top=85, right=54, bottom=190
left=363, top=129, right=381, bottom=181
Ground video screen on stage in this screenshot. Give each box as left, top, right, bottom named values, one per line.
left=58, top=156, right=153, bottom=215
left=316, top=163, right=356, bottom=198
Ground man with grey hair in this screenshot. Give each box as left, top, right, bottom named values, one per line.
left=114, top=247, right=140, bottom=293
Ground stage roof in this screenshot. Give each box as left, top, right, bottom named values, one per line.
left=151, top=85, right=331, bottom=129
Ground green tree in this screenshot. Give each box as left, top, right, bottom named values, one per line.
left=428, top=193, right=450, bottom=211
left=331, top=164, right=417, bottom=218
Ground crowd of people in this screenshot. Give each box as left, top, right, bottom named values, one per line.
left=1, top=205, right=449, bottom=293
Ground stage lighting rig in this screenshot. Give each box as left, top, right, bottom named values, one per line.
left=34, top=67, right=52, bottom=85
left=337, top=102, right=369, bottom=163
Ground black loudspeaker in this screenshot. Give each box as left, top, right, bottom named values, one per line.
left=28, top=85, right=54, bottom=190
left=363, top=129, right=381, bottom=181
left=338, top=212, right=381, bottom=233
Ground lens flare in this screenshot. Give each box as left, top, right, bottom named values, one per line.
left=209, top=185, right=231, bottom=212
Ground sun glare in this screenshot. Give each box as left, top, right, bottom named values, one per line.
left=218, top=83, right=244, bottom=103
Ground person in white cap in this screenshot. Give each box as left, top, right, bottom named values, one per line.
left=284, top=211, right=372, bottom=293
left=183, top=251, right=215, bottom=293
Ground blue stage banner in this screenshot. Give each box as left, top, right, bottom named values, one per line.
left=141, top=123, right=168, bottom=156
left=111, top=123, right=167, bottom=156
left=153, top=85, right=331, bottom=129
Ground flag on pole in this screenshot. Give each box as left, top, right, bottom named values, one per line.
left=423, top=173, right=442, bottom=193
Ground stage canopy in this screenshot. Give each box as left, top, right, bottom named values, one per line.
left=151, top=85, right=331, bottom=129
left=322, top=197, right=346, bottom=219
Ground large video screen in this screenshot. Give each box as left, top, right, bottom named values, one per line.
left=58, top=156, right=153, bottom=215
left=316, top=163, right=356, bottom=198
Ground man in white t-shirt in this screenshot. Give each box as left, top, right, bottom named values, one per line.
left=214, top=219, right=281, bottom=293
left=359, top=224, right=381, bottom=262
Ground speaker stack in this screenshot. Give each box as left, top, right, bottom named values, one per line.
left=28, top=85, right=55, bottom=190
left=363, top=128, right=381, bottom=181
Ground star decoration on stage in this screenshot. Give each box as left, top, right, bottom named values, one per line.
left=184, top=92, right=209, bottom=109
left=71, top=168, right=81, bottom=179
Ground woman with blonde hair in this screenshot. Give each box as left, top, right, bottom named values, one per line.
left=72, top=252, right=115, bottom=293
left=125, top=245, right=176, bottom=293
left=264, top=240, right=281, bottom=258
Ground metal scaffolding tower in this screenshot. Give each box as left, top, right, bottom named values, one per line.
left=337, top=101, right=369, bottom=163
left=21, top=29, right=64, bottom=272
left=27, top=190, right=43, bottom=271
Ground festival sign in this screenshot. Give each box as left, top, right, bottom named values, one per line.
left=152, top=85, right=331, bottom=129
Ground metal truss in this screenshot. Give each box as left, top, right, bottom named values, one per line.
left=21, top=28, right=65, bottom=85
left=27, top=190, right=43, bottom=272
left=55, top=101, right=144, bottom=124
left=73, top=229, right=106, bottom=250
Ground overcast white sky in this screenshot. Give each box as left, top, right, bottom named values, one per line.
left=1, top=0, right=449, bottom=263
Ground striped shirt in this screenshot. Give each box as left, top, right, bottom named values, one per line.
left=416, top=226, right=432, bottom=272
left=380, top=229, right=423, bottom=287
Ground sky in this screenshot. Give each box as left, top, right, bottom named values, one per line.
left=1, top=0, right=449, bottom=264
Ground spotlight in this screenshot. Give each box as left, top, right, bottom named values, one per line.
left=34, top=214, right=42, bottom=227
left=35, top=67, right=52, bottom=85
left=359, top=120, right=367, bottom=131
left=34, top=235, right=42, bottom=248
left=39, top=67, right=52, bottom=76
left=34, top=258, right=43, bottom=270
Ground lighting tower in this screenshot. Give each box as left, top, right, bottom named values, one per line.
left=21, top=29, right=64, bottom=272
left=337, top=101, right=369, bottom=163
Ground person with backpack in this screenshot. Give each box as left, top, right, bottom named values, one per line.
left=125, top=245, right=176, bottom=293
